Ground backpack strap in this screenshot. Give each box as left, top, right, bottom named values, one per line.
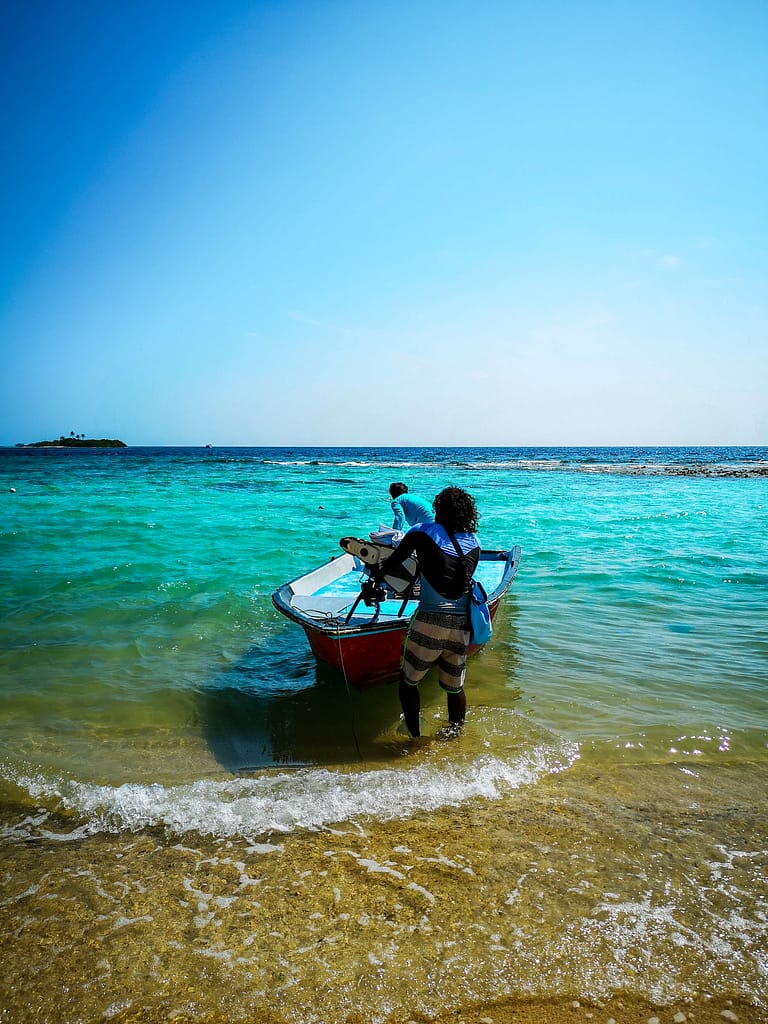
left=446, top=530, right=475, bottom=594
left=446, top=530, right=464, bottom=559
left=444, top=528, right=468, bottom=561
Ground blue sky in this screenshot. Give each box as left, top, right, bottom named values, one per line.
left=1, top=0, right=766, bottom=446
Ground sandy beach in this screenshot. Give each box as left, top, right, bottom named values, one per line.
left=100, top=995, right=763, bottom=1023
left=429, top=996, right=763, bottom=1024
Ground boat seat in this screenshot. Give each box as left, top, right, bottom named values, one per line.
left=290, top=594, right=349, bottom=618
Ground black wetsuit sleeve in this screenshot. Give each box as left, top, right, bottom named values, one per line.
left=379, top=531, right=423, bottom=574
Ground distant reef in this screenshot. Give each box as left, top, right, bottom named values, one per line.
left=17, top=436, right=127, bottom=448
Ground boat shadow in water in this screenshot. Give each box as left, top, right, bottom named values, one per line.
left=198, top=634, right=404, bottom=771
left=199, top=596, right=523, bottom=772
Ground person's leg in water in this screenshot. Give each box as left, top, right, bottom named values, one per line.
left=398, top=675, right=421, bottom=737
left=438, top=628, right=469, bottom=732
left=446, top=687, right=466, bottom=727
left=400, top=611, right=442, bottom=738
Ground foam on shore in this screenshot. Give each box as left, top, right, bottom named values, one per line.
left=1, top=740, right=577, bottom=841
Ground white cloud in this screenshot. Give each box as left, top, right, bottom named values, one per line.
left=660, top=254, right=681, bottom=269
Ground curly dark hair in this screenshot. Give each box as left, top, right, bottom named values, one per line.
left=432, top=486, right=479, bottom=533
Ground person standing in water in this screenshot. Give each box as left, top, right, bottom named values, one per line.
left=379, top=486, right=480, bottom=737
left=389, top=482, right=435, bottom=532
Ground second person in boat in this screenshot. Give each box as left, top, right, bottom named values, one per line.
left=388, top=482, right=435, bottom=532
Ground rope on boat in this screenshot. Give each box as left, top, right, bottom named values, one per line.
left=335, top=620, right=362, bottom=761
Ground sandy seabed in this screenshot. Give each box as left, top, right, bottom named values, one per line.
left=2, top=761, right=766, bottom=1024
left=101, top=995, right=764, bottom=1024
left=429, top=995, right=764, bottom=1024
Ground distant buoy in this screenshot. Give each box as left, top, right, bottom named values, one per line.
left=10, top=487, right=16, bottom=493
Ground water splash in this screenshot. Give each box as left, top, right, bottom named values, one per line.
left=1, top=741, right=577, bottom=842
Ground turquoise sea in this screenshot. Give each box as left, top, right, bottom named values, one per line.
left=1, top=446, right=767, bottom=1023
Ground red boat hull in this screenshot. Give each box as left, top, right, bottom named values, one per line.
left=305, top=627, right=404, bottom=689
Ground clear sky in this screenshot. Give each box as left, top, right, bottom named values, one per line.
left=1, top=0, right=766, bottom=446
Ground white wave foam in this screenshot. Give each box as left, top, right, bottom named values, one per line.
left=2, top=744, right=576, bottom=843
left=261, top=459, right=438, bottom=468
left=257, top=457, right=766, bottom=475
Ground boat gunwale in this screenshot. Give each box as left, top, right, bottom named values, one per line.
left=271, top=546, right=521, bottom=638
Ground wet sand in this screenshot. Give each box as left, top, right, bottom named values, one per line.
left=2, top=760, right=765, bottom=1024
left=101, top=995, right=764, bottom=1023
left=429, top=995, right=764, bottom=1024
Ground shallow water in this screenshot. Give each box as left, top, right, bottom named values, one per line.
left=1, top=446, right=766, bottom=1022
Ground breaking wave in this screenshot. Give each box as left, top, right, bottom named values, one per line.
left=1, top=742, right=577, bottom=843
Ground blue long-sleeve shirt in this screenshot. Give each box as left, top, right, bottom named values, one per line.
left=391, top=493, right=434, bottom=532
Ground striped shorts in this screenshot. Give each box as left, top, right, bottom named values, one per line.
left=401, top=609, right=471, bottom=693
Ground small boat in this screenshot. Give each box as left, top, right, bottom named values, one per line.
left=271, top=544, right=522, bottom=689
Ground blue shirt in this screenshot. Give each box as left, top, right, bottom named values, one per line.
left=391, top=493, right=435, bottom=532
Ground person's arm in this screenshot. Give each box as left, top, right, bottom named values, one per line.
left=380, top=529, right=421, bottom=574
left=391, top=499, right=406, bottom=531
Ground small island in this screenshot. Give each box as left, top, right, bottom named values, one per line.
left=17, top=432, right=127, bottom=448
